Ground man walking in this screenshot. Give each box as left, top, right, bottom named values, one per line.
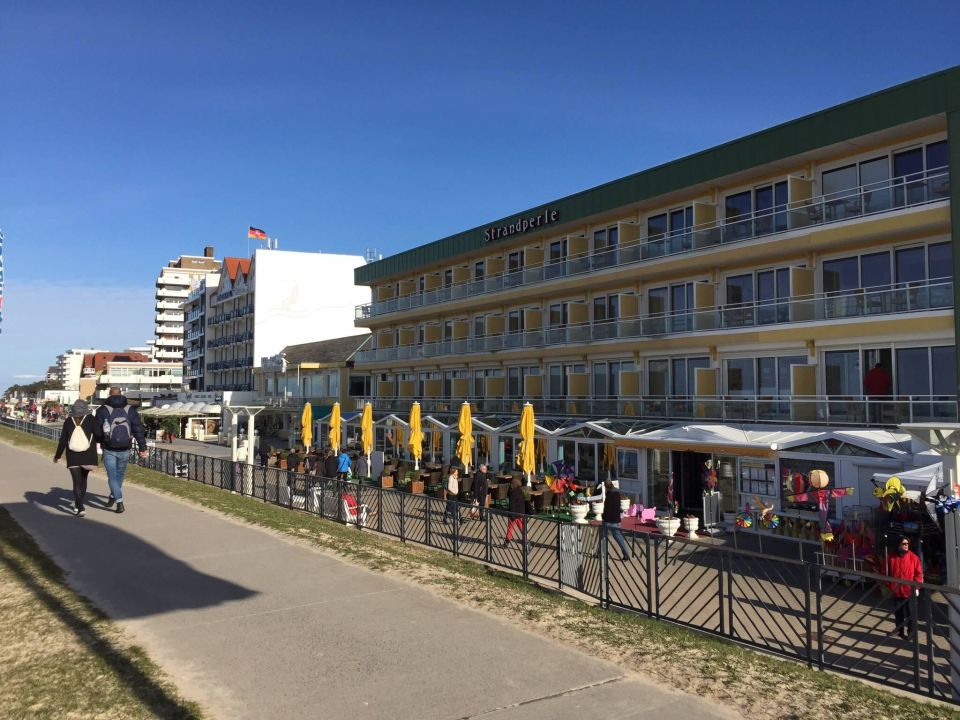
left=601, top=480, right=630, bottom=561
left=472, top=463, right=491, bottom=520
left=95, top=387, right=147, bottom=514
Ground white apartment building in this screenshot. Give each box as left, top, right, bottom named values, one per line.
left=56, top=348, right=107, bottom=390
left=154, top=248, right=221, bottom=364
left=207, top=248, right=370, bottom=391
left=93, top=361, right=184, bottom=402
left=183, top=272, right=220, bottom=391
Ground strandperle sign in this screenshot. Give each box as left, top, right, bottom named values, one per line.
left=484, top=209, right=559, bottom=242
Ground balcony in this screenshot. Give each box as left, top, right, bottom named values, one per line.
left=355, top=280, right=953, bottom=364
left=358, top=394, right=957, bottom=426
left=155, top=324, right=184, bottom=335
left=156, top=300, right=184, bottom=311
left=355, top=168, right=950, bottom=321
left=156, top=287, right=190, bottom=300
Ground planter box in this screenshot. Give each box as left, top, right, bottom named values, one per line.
left=379, top=474, right=394, bottom=489
left=402, top=480, right=424, bottom=494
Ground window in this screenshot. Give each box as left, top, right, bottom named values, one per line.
left=443, top=269, right=453, bottom=287
left=473, top=315, right=485, bottom=338
left=593, top=226, right=619, bottom=267
left=647, top=206, right=692, bottom=252
left=726, top=358, right=755, bottom=395
left=508, top=251, right=524, bottom=272
left=474, top=261, right=484, bottom=281
left=549, top=302, right=568, bottom=327
left=648, top=287, right=668, bottom=316
left=672, top=357, right=710, bottom=397
left=443, top=320, right=454, bottom=342
left=754, top=181, right=788, bottom=233
left=593, top=294, right=619, bottom=322
left=824, top=350, right=860, bottom=396
left=507, top=309, right=524, bottom=334
left=929, top=242, right=952, bottom=281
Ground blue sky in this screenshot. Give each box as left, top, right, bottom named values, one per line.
left=1, top=1, right=958, bottom=392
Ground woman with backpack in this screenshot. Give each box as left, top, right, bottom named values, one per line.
left=53, top=399, right=102, bottom=517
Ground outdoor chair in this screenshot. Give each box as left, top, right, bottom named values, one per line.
left=341, top=492, right=372, bottom=528
left=492, top=482, right=510, bottom=508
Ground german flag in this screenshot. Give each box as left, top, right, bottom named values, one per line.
left=248, top=226, right=267, bottom=240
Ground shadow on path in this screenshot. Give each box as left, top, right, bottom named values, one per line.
left=0, top=507, right=201, bottom=719
left=22, top=488, right=258, bottom=620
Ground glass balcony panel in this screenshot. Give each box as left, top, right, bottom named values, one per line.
left=592, top=247, right=618, bottom=270
left=546, top=327, right=566, bottom=344
left=485, top=335, right=504, bottom=352
left=545, top=260, right=566, bottom=280
left=642, top=238, right=666, bottom=259
left=592, top=321, right=618, bottom=340
left=722, top=305, right=755, bottom=328
left=567, top=325, right=590, bottom=343
left=667, top=312, right=694, bottom=333
left=643, top=316, right=667, bottom=335
left=523, top=267, right=544, bottom=284
left=568, top=255, right=591, bottom=275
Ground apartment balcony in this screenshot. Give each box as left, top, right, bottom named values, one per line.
left=155, top=349, right=183, bottom=360
left=356, top=169, right=951, bottom=322
left=358, top=394, right=957, bottom=426
left=156, top=337, right=184, bottom=348
left=155, top=310, right=185, bottom=321
left=355, top=280, right=953, bottom=364
left=157, top=275, right=191, bottom=287
left=156, top=300, right=184, bottom=311
left=155, top=324, right=184, bottom=335
left=156, top=287, right=190, bottom=300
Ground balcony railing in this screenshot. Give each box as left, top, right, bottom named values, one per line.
left=356, top=168, right=950, bottom=321
left=356, top=280, right=953, bottom=363
left=356, top=394, right=957, bottom=426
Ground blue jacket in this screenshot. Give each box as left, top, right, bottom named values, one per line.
left=337, top=452, right=352, bottom=473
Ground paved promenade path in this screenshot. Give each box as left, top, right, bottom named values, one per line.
left=1, top=440, right=736, bottom=720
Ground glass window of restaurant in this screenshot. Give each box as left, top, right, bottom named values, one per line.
left=646, top=448, right=671, bottom=509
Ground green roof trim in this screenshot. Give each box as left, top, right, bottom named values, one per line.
left=356, top=66, right=960, bottom=285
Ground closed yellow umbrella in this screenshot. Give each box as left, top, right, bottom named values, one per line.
left=328, top=402, right=341, bottom=453
left=455, top=401, right=473, bottom=474
left=300, top=402, right=313, bottom=449
left=361, top=402, right=374, bottom=469
left=408, top=402, right=423, bottom=470
left=431, top=428, right=441, bottom=462
left=519, top=402, right=536, bottom=485
left=603, top=442, right=617, bottom=480
left=360, top=402, right=373, bottom=455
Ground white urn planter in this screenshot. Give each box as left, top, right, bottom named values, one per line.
left=570, top=504, right=589, bottom=524
left=682, top=516, right=700, bottom=536
left=620, top=498, right=631, bottom=515
left=655, top=516, right=681, bottom=537
left=722, top=511, right=738, bottom=532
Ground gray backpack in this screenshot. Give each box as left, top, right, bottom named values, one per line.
left=103, top=406, right=132, bottom=446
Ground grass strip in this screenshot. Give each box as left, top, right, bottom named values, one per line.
left=0, top=501, right=203, bottom=719
left=2, top=425, right=957, bottom=720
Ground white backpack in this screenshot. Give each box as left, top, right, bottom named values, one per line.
left=68, top=417, right=91, bottom=452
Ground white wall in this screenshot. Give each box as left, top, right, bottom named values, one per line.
left=252, top=249, right=370, bottom=364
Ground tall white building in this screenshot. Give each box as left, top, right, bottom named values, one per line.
left=207, top=248, right=370, bottom=391
left=154, top=248, right=221, bottom=365
left=56, top=348, right=107, bottom=390
left=183, top=271, right=220, bottom=391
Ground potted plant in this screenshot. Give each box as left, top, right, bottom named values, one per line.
left=655, top=500, right=681, bottom=537
left=380, top=468, right=395, bottom=489
left=682, top=513, right=700, bottom=535
left=569, top=493, right=589, bottom=523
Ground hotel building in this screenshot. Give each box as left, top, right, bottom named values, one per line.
left=349, top=67, right=960, bottom=520
left=154, top=248, right=222, bottom=364
left=206, top=247, right=370, bottom=392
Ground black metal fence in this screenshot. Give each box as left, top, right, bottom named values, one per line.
left=4, top=416, right=958, bottom=704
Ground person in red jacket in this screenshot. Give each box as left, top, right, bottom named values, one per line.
left=885, top=535, right=923, bottom=637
